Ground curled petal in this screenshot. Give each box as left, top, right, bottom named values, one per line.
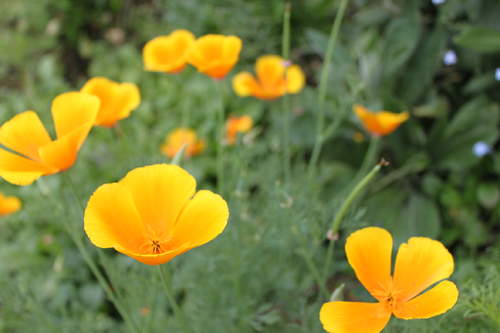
left=286, top=65, right=305, bottom=93
left=393, top=237, right=454, bottom=303
left=320, top=301, right=391, bottom=333
left=0, top=149, right=52, bottom=185
left=393, top=280, right=459, bottom=319
left=345, top=227, right=393, bottom=301
left=232, top=72, right=257, bottom=97
left=51, top=92, right=99, bottom=139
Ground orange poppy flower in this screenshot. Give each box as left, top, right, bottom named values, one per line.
left=84, top=164, right=229, bottom=265
left=143, top=29, right=195, bottom=74
left=0, top=92, right=99, bottom=186
left=0, top=192, right=21, bottom=216
left=160, top=128, right=205, bottom=158
left=226, top=115, right=253, bottom=145
left=186, top=34, right=242, bottom=79
left=320, top=227, right=458, bottom=333
left=81, top=77, right=141, bottom=127
left=354, top=105, right=409, bottom=136
left=232, top=55, right=305, bottom=100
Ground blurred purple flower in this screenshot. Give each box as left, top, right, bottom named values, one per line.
left=473, top=142, right=492, bottom=157
left=443, top=50, right=457, bottom=66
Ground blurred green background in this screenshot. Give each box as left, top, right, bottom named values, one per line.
left=1, top=0, right=499, bottom=332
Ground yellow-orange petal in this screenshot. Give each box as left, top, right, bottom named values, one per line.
left=393, top=237, right=454, bottom=303
left=255, top=55, right=285, bottom=88
left=51, top=92, right=99, bottom=139
left=0, top=193, right=21, bottom=216
left=393, top=280, right=459, bottom=319
left=232, top=72, right=257, bottom=97
left=143, top=29, right=195, bottom=73
left=286, top=65, right=305, bottom=93
left=119, top=164, right=196, bottom=238
left=345, top=227, right=393, bottom=301
left=0, top=111, right=51, bottom=160
left=354, top=105, right=409, bottom=136
left=319, top=301, right=391, bottom=333
left=169, top=190, right=229, bottom=249
left=122, top=245, right=190, bottom=266
left=0, top=149, right=52, bottom=185
left=84, top=183, right=147, bottom=251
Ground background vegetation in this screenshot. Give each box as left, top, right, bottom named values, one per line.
left=1, top=0, right=499, bottom=332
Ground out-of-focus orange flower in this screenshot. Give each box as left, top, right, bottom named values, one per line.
left=143, top=29, right=195, bottom=74
left=81, top=77, right=140, bottom=127
left=232, top=55, right=305, bottom=100
left=0, top=92, right=99, bottom=186
left=0, top=192, right=21, bottom=216
left=160, top=128, right=205, bottom=158
left=354, top=104, right=409, bottom=136
left=320, top=227, right=458, bottom=333
left=226, top=115, right=253, bottom=145
left=186, top=34, right=242, bottom=79
left=84, top=164, right=229, bottom=265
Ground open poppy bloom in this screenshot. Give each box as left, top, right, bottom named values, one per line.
left=226, top=115, right=253, bottom=145
left=0, top=192, right=21, bottom=216
left=143, top=29, right=195, bottom=74
left=320, top=227, right=458, bottom=333
left=84, top=164, right=229, bottom=265
left=354, top=104, right=409, bottom=136
left=160, top=128, right=205, bottom=158
left=81, top=77, right=141, bottom=127
left=0, top=92, right=99, bottom=186
left=186, top=34, right=242, bottom=79
left=232, top=55, right=305, bottom=100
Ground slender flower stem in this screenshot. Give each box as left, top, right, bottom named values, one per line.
left=281, top=2, right=292, bottom=183
left=60, top=172, right=140, bottom=333
left=322, top=159, right=387, bottom=291
left=355, top=136, right=380, bottom=181
left=308, top=0, right=349, bottom=178
left=158, top=264, right=191, bottom=332
left=214, top=80, right=226, bottom=194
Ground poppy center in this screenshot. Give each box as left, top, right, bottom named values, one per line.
left=151, top=240, right=162, bottom=254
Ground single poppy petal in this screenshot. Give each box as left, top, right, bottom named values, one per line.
left=232, top=72, right=257, bottom=97
left=51, top=92, right=99, bottom=139
left=286, top=65, right=305, bottom=93
left=345, top=227, right=393, bottom=301
left=393, top=237, right=454, bottom=303
left=119, top=164, right=196, bottom=239
left=319, top=301, right=391, bottom=333
left=115, top=83, right=141, bottom=119
left=222, top=36, right=242, bottom=62
left=375, top=111, right=409, bottom=135
left=84, top=183, right=147, bottom=251
left=0, top=149, right=52, bottom=185
left=255, top=55, right=285, bottom=89
left=393, top=280, right=458, bottom=319
left=170, top=190, right=229, bottom=249
left=0, top=111, right=51, bottom=160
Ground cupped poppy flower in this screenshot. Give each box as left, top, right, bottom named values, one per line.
left=81, top=77, right=141, bottom=127
left=143, top=29, right=195, bottom=74
left=0, top=92, right=99, bottom=186
left=160, top=128, right=205, bottom=158
left=0, top=192, right=21, bottom=216
left=232, top=55, right=305, bottom=100
left=84, top=164, right=229, bottom=265
left=226, top=115, right=253, bottom=145
left=354, top=104, right=409, bottom=136
left=186, top=34, right=242, bottom=79
left=320, top=227, right=458, bottom=333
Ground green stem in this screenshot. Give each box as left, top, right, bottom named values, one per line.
left=308, top=0, right=349, bottom=178
left=214, top=80, right=226, bottom=194
left=322, top=159, right=386, bottom=289
left=61, top=172, right=140, bottom=333
left=282, top=2, right=292, bottom=184
left=355, top=136, right=380, bottom=181
left=158, top=265, right=191, bottom=332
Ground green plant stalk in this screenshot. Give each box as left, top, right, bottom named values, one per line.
left=308, top=0, right=349, bottom=178
left=214, top=80, right=226, bottom=194
left=158, top=264, right=192, bottom=332
left=282, top=2, right=292, bottom=183
left=322, top=160, right=384, bottom=289
left=355, top=136, right=380, bottom=181
left=60, top=172, right=140, bottom=333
